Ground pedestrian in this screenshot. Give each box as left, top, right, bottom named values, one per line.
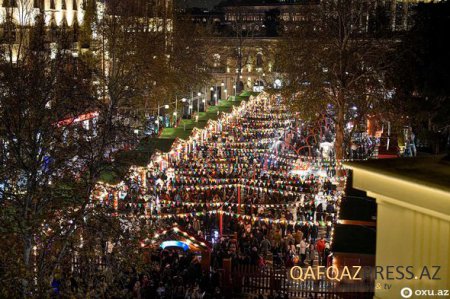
left=133, top=280, right=141, bottom=299
left=316, top=236, right=326, bottom=266
left=260, top=236, right=271, bottom=258
left=294, top=229, right=303, bottom=245
left=299, top=238, right=307, bottom=266
left=307, top=243, right=316, bottom=266
left=310, top=224, right=318, bottom=244
left=324, top=242, right=331, bottom=267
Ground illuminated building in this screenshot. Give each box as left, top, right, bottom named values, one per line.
left=0, top=0, right=86, bottom=61
left=0, top=0, right=85, bottom=27
left=196, top=0, right=438, bottom=102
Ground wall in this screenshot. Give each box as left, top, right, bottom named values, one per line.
left=347, top=165, right=450, bottom=299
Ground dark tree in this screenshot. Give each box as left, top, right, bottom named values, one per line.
left=389, top=2, right=450, bottom=153
left=277, top=0, right=393, bottom=160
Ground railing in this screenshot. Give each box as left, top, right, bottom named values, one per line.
left=231, top=265, right=374, bottom=298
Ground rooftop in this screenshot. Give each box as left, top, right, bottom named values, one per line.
left=345, top=155, right=450, bottom=194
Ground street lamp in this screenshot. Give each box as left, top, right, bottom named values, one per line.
left=156, top=104, right=170, bottom=132
left=210, top=87, right=214, bottom=106
left=173, top=111, right=177, bottom=129
left=180, top=98, right=187, bottom=119
left=175, top=96, right=178, bottom=126
left=197, top=92, right=201, bottom=115
left=190, top=90, right=194, bottom=117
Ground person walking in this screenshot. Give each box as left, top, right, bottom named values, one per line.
left=310, top=224, right=318, bottom=244
left=260, top=236, right=271, bottom=258
left=299, top=238, right=307, bottom=266
left=307, top=243, right=316, bottom=266
left=316, top=236, right=326, bottom=266
left=294, top=230, right=303, bottom=245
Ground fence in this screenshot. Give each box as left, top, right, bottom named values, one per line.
left=231, top=265, right=374, bottom=299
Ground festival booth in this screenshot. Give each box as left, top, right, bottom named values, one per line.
left=129, top=165, right=146, bottom=189
left=150, top=149, right=170, bottom=172
left=168, top=138, right=187, bottom=162
left=142, top=226, right=212, bottom=272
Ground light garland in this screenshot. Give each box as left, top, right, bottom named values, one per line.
left=91, top=92, right=348, bottom=254
left=151, top=210, right=328, bottom=227
left=329, top=179, right=348, bottom=247
left=158, top=199, right=304, bottom=208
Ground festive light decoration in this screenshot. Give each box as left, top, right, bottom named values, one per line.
left=91, top=92, right=347, bottom=251
left=149, top=210, right=328, bottom=227
left=158, top=200, right=303, bottom=208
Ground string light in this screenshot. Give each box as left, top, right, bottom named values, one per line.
left=91, top=92, right=347, bottom=256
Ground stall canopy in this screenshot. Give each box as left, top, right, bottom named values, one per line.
left=143, top=226, right=211, bottom=252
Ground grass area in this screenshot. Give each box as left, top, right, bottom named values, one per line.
left=239, top=90, right=260, bottom=97
left=228, top=92, right=258, bottom=101
left=99, top=92, right=258, bottom=184
left=99, top=166, right=123, bottom=185
left=159, top=98, right=245, bottom=139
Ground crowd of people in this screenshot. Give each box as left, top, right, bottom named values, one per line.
left=89, top=95, right=343, bottom=298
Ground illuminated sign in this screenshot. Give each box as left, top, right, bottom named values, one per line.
left=160, top=241, right=189, bottom=251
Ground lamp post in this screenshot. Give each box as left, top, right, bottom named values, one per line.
left=181, top=97, right=187, bottom=118
left=203, top=86, right=207, bottom=112
left=197, top=92, right=201, bottom=115
left=262, top=72, right=266, bottom=91
left=156, top=103, right=169, bottom=132
left=175, top=96, right=178, bottom=127
left=180, top=97, right=187, bottom=130
left=221, top=80, right=224, bottom=100
left=190, top=90, right=194, bottom=117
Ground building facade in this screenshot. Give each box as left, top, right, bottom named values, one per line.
left=0, top=0, right=85, bottom=27
left=200, top=0, right=439, bottom=101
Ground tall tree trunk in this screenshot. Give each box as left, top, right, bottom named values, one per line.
left=22, top=234, right=33, bottom=297
left=335, top=102, right=345, bottom=161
